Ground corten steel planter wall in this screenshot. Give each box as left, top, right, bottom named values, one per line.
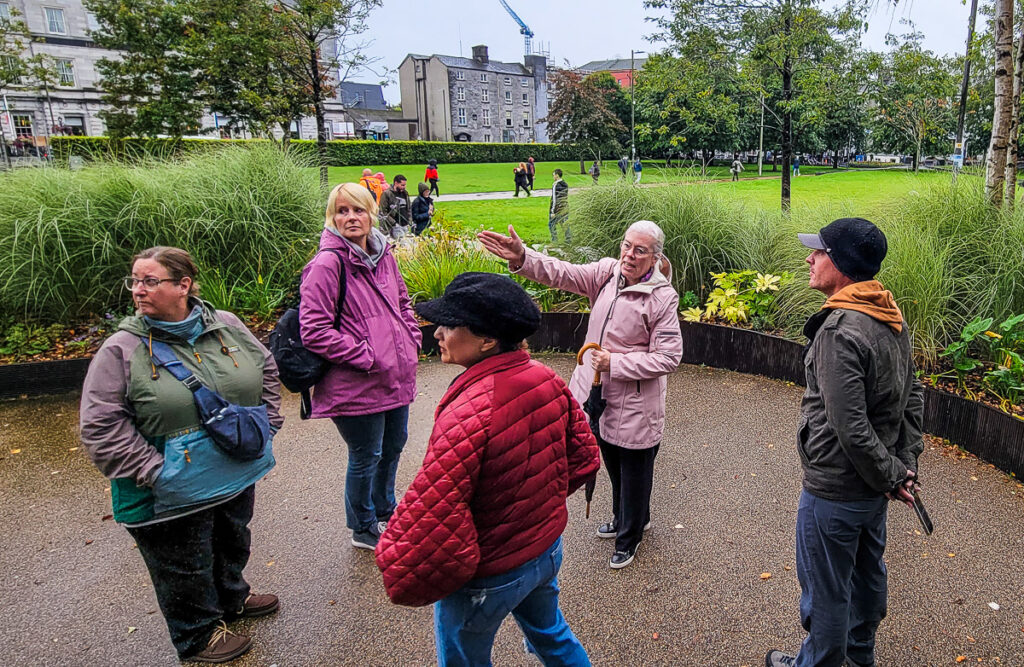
left=4, top=313, right=1023, bottom=478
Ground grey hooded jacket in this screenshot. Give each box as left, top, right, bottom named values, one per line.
left=798, top=308, right=925, bottom=501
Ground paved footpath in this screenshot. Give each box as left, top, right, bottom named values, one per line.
left=1, top=357, right=1022, bottom=666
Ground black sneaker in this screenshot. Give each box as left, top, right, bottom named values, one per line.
left=765, top=650, right=797, bottom=667
left=351, top=523, right=380, bottom=550
left=596, top=520, right=652, bottom=539
left=609, top=544, right=638, bottom=569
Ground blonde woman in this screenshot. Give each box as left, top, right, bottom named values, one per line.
left=298, top=183, right=421, bottom=550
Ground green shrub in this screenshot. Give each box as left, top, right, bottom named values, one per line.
left=52, top=137, right=580, bottom=167
left=0, top=145, right=322, bottom=320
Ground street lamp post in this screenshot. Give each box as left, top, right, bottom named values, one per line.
left=630, top=49, right=646, bottom=161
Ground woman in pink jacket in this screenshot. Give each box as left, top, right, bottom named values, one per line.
left=299, top=183, right=422, bottom=552
left=478, top=220, right=682, bottom=569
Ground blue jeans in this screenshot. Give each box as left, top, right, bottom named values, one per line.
left=795, top=490, right=888, bottom=667
left=331, top=405, right=409, bottom=531
left=434, top=537, right=590, bottom=667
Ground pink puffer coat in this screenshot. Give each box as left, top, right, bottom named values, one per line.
left=514, top=249, right=683, bottom=449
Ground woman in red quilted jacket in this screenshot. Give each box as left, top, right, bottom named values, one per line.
left=376, top=272, right=599, bottom=667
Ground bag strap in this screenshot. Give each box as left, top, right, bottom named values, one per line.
left=315, top=247, right=348, bottom=329
left=142, top=336, right=203, bottom=393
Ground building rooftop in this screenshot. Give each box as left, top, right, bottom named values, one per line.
left=579, top=57, right=648, bottom=72
left=407, top=53, right=532, bottom=76
left=338, top=82, right=387, bottom=110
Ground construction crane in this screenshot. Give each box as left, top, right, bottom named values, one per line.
left=497, top=0, right=534, bottom=57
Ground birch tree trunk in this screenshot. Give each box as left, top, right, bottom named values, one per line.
left=986, top=0, right=1014, bottom=205
left=1005, top=16, right=1024, bottom=208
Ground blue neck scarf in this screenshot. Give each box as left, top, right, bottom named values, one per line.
left=145, top=304, right=205, bottom=344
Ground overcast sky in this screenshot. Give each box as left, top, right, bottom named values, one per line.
left=357, top=0, right=973, bottom=104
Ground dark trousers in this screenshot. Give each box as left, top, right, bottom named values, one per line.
left=515, top=183, right=531, bottom=197
left=527, top=172, right=535, bottom=188
left=127, top=486, right=255, bottom=659
left=598, top=439, right=659, bottom=553
left=429, top=178, right=440, bottom=196
left=795, top=490, right=888, bottom=667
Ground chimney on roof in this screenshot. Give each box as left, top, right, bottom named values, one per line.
left=472, top=45, right=489, bottom=63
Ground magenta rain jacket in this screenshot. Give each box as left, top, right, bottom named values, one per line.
left=514, top=249, right=683, bottom=449
left=299, top=228, right=421, bottom=418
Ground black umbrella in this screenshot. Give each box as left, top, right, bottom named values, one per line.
left=576, top=342, right=606, bottom=518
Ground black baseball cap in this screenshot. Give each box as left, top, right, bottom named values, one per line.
left=798, top=217, right=888, bottom=282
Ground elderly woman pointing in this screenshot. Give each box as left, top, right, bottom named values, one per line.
left=478, top=221, right=682, bottom=569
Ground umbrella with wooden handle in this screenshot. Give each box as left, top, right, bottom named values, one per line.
left=576, top=342, right=605, bottom=519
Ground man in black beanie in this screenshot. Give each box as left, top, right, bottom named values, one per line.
left=767, top=218, right=925, bottom=667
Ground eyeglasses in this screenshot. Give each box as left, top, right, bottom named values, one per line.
left=620, top=240, right=652, bottom=258
left=124, top=276, right=179, bottom=290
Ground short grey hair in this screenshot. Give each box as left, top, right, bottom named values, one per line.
left=625, top=220, right=665, bottom=254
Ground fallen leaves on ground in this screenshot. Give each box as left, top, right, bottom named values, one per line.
left=760, top=572, right=772, bottom=580
left=10, top=449, right=21, bottom=454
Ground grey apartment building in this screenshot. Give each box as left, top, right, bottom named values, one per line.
left=399, top=45, right=548, bottom=143
left=0, top=0, right=372, bottom=147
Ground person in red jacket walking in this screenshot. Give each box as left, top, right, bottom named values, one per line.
left=376, top=272, right=599, bottom=667
left=425, top=159, right=440, bottom=197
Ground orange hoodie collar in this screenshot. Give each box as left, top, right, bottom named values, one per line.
left=822, top=280, right=904, bottom=333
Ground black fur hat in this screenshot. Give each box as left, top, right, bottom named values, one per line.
left=415, top=272, right=540, bottom=343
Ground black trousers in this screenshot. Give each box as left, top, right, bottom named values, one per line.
left=515, top=182, right=531, bottom=196
left=127, top=486, right=255, bottom=658
left=598, top=439, right=659, bottom=553
left=429, top=178, right=439, bottom=196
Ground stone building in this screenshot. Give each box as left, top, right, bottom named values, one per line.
left=0, top=0, right=384, bottom=148
left=398, top=45, right=548, bottom=143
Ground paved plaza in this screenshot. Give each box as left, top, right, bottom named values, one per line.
left=1, top=356, right=1022, bottom=666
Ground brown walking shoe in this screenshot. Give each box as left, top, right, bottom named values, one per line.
left=190, top=622, right=252, bottom=663
left=224, top=593, right=280, bottom=620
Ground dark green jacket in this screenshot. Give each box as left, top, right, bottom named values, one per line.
left=798, top=308, right=925, bottom=501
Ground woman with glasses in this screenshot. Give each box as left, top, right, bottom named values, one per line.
left=80, top=246, right=282, bottom=663
left=478, top=221, right=683, bottom=570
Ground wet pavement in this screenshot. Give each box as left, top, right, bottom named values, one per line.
left=1, top=356, right=1022, bottom=666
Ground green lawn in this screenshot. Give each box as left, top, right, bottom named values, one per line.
left=437, top=169, right=953, bottom=244
left=326, top=161, right=839, bottom=194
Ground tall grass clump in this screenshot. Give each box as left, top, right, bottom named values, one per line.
left=0, top=145, right=323, bottom=320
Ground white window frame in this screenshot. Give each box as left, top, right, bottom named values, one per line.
left=85, top=11, right=101, bottom=33
left=0, top=3, right=11, bottom=20
left=12, top=113, right=34, bottom=138
left=522, top=93, right=528, bottom=105
left=483, top=133, right=492, bottom=143
left=521, top=78, right=529, bottom=87
left=455, top=70, right=465, bottom=80
left=457, top=108, right=467, bottom=126
left=503, top=76, right=511, bottom=86
left=505, top=111, right=512, bottom=127
left=56, top=59, right=75, bottom=87
left=504, top=91, right=512, bottom=104
left=481, top=89, right=489, bottom=102
left=480, top=73, right=488, bottom=82
left=43, top=7, right=67, bottom=35
left=522, top=112, right=530, bottom=127
left=482, top=108, right=490, bottom=127
left=456, top=86, right=465, bottom=101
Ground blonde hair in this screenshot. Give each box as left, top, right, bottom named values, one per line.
left=325, top=182, right=379, bottom=230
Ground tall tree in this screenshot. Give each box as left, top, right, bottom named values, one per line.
left=85, top=0, right=205, bottom=138
left=544, top=68, right=627, bottom=172
left=1004, top=13, right=1024, bottom=206
left=986, top=0, right=1014, bottom=205
left=647, top=0, right=865, bottom=211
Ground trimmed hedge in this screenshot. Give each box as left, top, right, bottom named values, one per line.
left=51, top=137, right=579, bottom=166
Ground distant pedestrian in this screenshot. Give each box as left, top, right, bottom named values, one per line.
left=792, top=154, right=801, bottom=177
left=424, top=159, right=440, bottom=197
left=766, top=217, right=923, bottom=667
left=526, top=156, right=536, bottom=189
left=618, top=156, right=628, bottom=177
left=589, top=160, right=600, bottom=185
left=633, top=158, right=643, bottom=183
left=412, top=182, right=434, bottom=236
left=359, top=168, right=383, bottom=202
left=730, top=156, right=744, bottom=182
left=375, top=171, right=390, bottom=193
left=549, top=168, right=570, bottom=243
left=514, top=162, right=531, bottom=197
left=378, top=175, right=411, bottom=240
